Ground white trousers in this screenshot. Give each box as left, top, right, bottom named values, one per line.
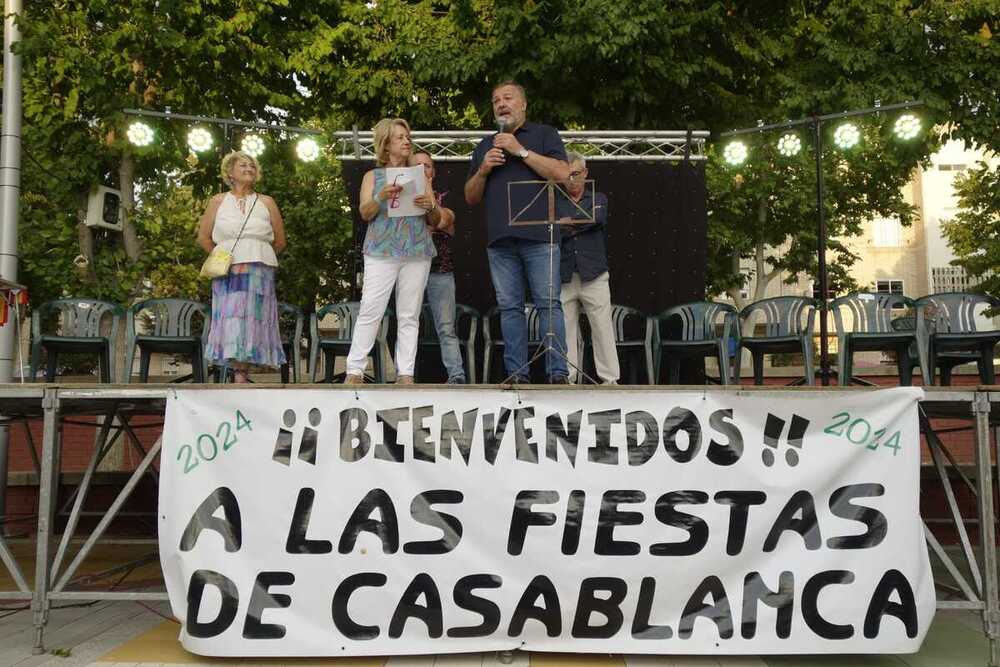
left=561, top=271, right=620, bottom=384
left=346, top=255, right=432, bottom=378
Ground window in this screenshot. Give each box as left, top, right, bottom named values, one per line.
left=876, top=279, right=904, bottom=295
left=872, top=217, right=902, bottom=247
left=811, top=281, right=842, bottom=301
left=876, top=280, right=905, bottom=308
left=937, top=163, right=967, bottom=172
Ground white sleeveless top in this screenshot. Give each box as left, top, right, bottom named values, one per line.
left=212, top=192, right=278, bottom=267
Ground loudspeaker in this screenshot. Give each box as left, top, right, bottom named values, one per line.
left=85, top=186, right=123, bottom=231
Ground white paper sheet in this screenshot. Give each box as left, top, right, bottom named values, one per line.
left=385, top=165, right=427, bottom=218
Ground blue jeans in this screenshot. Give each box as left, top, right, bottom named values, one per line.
left=424, top=272, right=466, bottom=382
left=486, top=238, right=568, bottom=380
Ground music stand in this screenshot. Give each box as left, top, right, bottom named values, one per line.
left=501, top=179, right=598, bottom=384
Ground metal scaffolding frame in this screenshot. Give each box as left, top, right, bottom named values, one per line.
left=333, top=129, right=709, bottom=162
left=0, top=384, right=997, bottom=662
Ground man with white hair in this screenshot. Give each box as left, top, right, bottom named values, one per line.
left=558, top=152, right=620, bottom=384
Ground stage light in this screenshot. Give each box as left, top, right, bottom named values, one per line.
left=126, top=121, right=154, bottom=147
left=187, top=127, right=214, bottom=153
left=833, top=123, right=860, bottom=150
left=777, top=133, right=802, bottom=157
left=893, top=113, right=921, bottom=141
left=296, top=137, right=320, bottom=162
left=723, top=141, right=748, bottom=166
left=241, top=134, right=266, bottom=158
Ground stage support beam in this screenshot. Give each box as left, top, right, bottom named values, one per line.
left=974, top=393, right=1000, bottom=666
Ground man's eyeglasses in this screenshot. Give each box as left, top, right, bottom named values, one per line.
left=568, top=170, right=585, bottom=181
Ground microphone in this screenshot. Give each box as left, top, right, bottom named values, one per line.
left=495, top=118, right=508, bottom=134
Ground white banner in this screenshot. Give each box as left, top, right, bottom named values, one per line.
left=159, top=387, right=934, bottom=657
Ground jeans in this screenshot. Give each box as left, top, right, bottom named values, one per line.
left=424, top=272, right=466, bottom=382
left=486, top=238, right=568, bottom=380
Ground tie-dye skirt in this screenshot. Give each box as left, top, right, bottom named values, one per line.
left=204, top=262, right=287, bottom=369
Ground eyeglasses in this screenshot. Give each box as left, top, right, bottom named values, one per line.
left=568, top=170, right=585, bottom=181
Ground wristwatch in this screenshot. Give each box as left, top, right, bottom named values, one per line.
left=517, top=148, right=529, bottom=159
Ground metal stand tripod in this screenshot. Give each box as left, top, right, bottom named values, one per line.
left=500, top=180, right=598, bottom=385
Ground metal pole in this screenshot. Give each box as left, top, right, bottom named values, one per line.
left=719, top=100, right=923, bottom=138
left=0, top=0, right=24, bottom=527
left=973, top=393, right=1000, bottom=666
left=123, top=108, right=322, bottom=137
left=813, top=120, right=831, bottom=386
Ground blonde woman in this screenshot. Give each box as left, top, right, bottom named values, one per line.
left=345, top=118, right=441, bottom=384
left=197, top=151, right=287, bottom=383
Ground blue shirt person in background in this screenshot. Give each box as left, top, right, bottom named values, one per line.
left=414, top=151, right=466, bottom=384
left=465, top=81, right=572, bottom=384
left=558, top=152, right=620, bottom=384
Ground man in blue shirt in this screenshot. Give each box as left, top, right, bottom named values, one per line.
left=558, top=152, right=620, bottom=384
left=465, top=81, right=571, bottom=383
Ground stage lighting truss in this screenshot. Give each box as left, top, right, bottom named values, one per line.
left=331, top=130, right=709, bottom=162
left=296, top=137, right=321, bottom=162
left=893, top=113, right=922, bottom=141
left=187, top=127, right=214, bottom=153
left=776, top=133, right=802, bottom=157
left=126, top=121, right=155, bottom=147
left=833, top=123, right=860, bottom=150
left=723, top=140, right=748, bottom=166
left=241, top=134, right=266, bottom=158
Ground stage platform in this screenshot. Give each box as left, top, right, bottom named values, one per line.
left=0, top=384, right=998, bottom=665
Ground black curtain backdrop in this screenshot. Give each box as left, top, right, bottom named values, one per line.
left=341, top=159, right=707, bottom=382
left=342, top=160, right=707, bottom=314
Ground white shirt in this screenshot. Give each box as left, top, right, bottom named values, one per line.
left=212, top=192, right=278, bottom=267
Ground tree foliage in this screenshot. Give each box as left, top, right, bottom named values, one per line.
left=941, top=162, right=1000, bottom=296
left=14, top=0, right=340, bottom=307
left=287, top=0, right=1000, bottom=298
left=8, top=0, right=999, bottom=317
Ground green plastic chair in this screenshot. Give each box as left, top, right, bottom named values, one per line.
left=738, top=296, right=818, bottom=386
left=29, top=299, right=124, bottom=383
left=578, top=304, right=656, bottom=384
left=889, top=314, right=925, bottom=384
left=830, top=292, right=916, bottom=385
left=278, top=303, right=304, bottom=383
left=309, top=302, right=393, bottom=383
left=916, top=292, right=1000, bottom=385
left=653, top=301, right=737, bottom=385
left=124, top=298, right=210, bottom=383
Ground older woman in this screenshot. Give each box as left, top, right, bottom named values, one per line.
left=197, top=150, right=287, bottom=383
left=345, top=118, right=441, bottom=384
